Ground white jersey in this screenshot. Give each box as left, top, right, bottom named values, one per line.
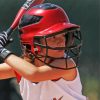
left=19, top=69, right=86, bottom=100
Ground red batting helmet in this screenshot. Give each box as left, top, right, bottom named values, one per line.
left=18, top=3, right=82, bottom=69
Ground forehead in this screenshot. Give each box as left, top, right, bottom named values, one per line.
left=34, top=30, right=67, bottom=40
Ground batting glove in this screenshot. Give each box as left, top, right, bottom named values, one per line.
left=0, top=31, right=13, bottom=61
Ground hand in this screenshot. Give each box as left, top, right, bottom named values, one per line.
left=0, top=31, right=8, bottom=53
left=0, top=31, right=12, bottom=61
left=0, top=31, right=8, bottom=47
left=23, top=0, right=44, bottom=9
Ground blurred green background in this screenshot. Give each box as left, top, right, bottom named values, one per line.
left=0, top=0, right=99, bottom=100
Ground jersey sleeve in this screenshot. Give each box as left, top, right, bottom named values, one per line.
left=14, top=71, right=22, bottom=83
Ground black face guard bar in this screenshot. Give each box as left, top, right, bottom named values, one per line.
left=21, top=28, right=82, bottom=70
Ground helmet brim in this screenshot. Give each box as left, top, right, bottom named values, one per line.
left=36, top=23, right=80, bottom=36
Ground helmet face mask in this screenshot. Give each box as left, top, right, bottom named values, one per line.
left=19, top=3, right=82, bottom=70
left=21, top=28, right=82, bottom=70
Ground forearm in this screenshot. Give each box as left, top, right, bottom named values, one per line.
left=5, top=54, right=38, bottom=81
left=4, top=54, right=76, bottom=82
left=4, top=55, right=65, bottom=82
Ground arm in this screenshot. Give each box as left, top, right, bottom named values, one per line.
left=5, top=54, right=76, bottom=82
left=0, top=63, right=16, bottom=80
left=0, top=31, right=76, bottom=82
left=0, top=32, right=76, bottom=82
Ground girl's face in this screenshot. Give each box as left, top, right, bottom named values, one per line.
left=40, top=33, right=66, bottom=58
left=21, top=32, right=66, bottom=61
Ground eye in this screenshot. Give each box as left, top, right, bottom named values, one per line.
left=53, top=36, right=55, bottom=39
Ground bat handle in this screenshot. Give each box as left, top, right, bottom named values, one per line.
left=6, top=28, right=13, bottom=37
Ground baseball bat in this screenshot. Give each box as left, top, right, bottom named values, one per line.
left=6, top=0, right=45, bottom=37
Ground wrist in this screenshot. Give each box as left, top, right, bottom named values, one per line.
left=0, top=48, right=13, bottom=62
